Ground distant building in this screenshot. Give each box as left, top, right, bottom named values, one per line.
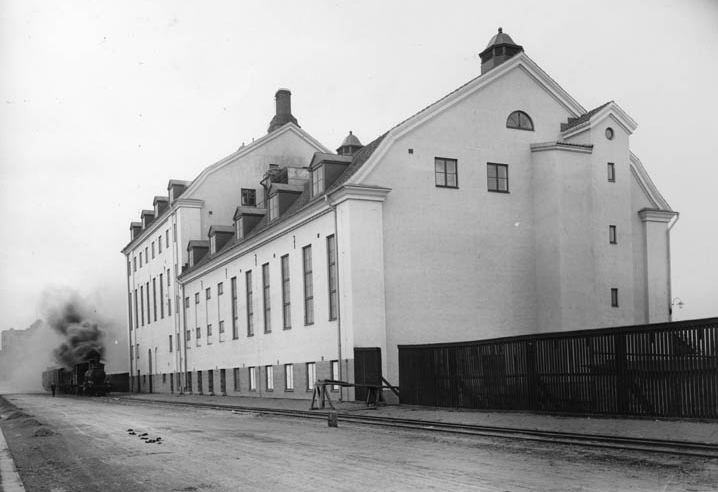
left=122, top=29, right=677, bottom=400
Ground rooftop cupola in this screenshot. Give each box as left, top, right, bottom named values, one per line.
left=267, top=89, right=299, bottom=133
left=336, top=131, right=363, bottom=156
left=479, top=27, right=523, bottom=75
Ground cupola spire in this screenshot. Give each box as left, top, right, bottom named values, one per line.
left=479, top=27, right=523, bottom=74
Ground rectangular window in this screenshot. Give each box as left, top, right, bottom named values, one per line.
left=265, top=365, right=274, bottom=391
left=167, top=268, right=171, bottom=286
left=169, top=335, right=173, bottom=353
left=196, top=327, right=201, bottom=346
left=206, top=287, right=211, bottom=300
left=195, top=292, right=200, bottom=304
left=306, top=362, right=316, bottom=391
left=146, top=282, right=150, bottom=324
left=231, top=277, right=239, bottom=339
left=152, top=278, right=157, bottom=322
left=233, top=367, right=240, bottom=391
left=159, top=273, right=164, bottom=319
left=611, top=288, right=619, bottom=307
left=303, top=245, right=314, bottom=325
left=269, top=195, right=279, bottom=220
left=145, top=247, right=149, bottom=261
left=330, top=360, right=340, bottom=391
left=128, top=292, right=133, bottom=330
left=133, top=257, right=137, bottom=272
left=249, top=367, right=257, bottom=391
left=136, top=343, right=139, bottom=359
left=152, top=242, right=155, bottom=259
left=129, top=345, right=133, bottom=360
left=207, top=323, right=212, bottom=337
left=608, top=162, right=616, bottom=182
left=241, top=188, right=257, bottom=207
left=139, top=251, right=143, bottom=267
left=173, top=223, right=177, bottom=242
left=281, top=255, right=291, bottom=329
left=140, top=286, right=145, bottom=326
left=217, top=282, right=223, bottom=295
left=166, top=229, right=169, bottom=248
left=311, top=166, right=325, bottom=196
left=487, top=163, right=509, bottom=192
left=219, top=320, right=225, bottom=342
left=158, top=237, right=162, bottom=254
left=134, top=289, right=139, bottom=328
left=210, top=235, right=217, bottom=254
left=285, top=364, right=294, bottom=391
left=185, top=297, right=189, bottom=309
left=327, top=235, right=338, bottom=320
left=197, top=371, right=202, bottom=394
left=168, top=296, right=172, bottom=316
left=185, top=329, right=191, bottom=349
left=262, top=263, right=271, bottom=333
left=434, top=157, right=458, bottom=188
left=609, top=225, right=617, bottom=244
left=246, top=271, right=254, bottom=336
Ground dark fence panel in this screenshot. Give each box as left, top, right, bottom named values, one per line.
left=398, top=317, right=718, bottom=418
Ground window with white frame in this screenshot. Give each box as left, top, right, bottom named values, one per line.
left=285, top=364, right=294, bottom=391
left=306, top=362, right=316, bottom=391
left=249, top=367, right=257, bottom=391
left=265, top=365, right=274, bottom=391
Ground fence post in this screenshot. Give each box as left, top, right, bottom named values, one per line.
left=615, top=333, right=629, bottom=414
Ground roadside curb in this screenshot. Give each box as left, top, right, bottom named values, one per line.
left=0, top=426, right=26, bottom=492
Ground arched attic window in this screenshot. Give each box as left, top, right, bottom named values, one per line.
left=506, top=110, right=534, bottom=131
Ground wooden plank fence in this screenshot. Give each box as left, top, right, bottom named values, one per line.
left=398, top=317, right=718, bottom=418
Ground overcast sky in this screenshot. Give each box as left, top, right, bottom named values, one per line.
left=1, top=0, right=716, bottom=338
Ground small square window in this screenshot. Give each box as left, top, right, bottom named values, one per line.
left=611, top=288, right=619, bottom=307
left=217, top=282, right=224, bottom=295
left=609, top=225, right=617, bottom=244
left=434, top=157, right=458, bottom=188
left=206, top=287, right=211, bottom=300
left=487, top=163, right=509, bottom=192
left=195, top=293, right=200, bottom=304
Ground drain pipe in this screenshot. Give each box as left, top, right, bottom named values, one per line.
left=181, top=282, right=188, bottom=394
left=667, top=213, right=679, bottom=320
left=324, top=194, right=343, bottom=401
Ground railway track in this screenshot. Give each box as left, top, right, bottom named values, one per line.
left=116, top=396, right=718, bottom=459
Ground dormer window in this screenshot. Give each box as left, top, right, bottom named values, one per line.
left=311, top=166, right=324, bottom=197
left=506, top=110, right=534, bottom=131
left=235, top=217, right=244, bottom=239
left=269, top=194, right=279, bottom=220
left=210, top=235, right=216, bottom=254
left=189, top=249, right=195, bottom=267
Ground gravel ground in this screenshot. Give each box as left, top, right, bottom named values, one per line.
left=1, top=394, right=716, bottom=492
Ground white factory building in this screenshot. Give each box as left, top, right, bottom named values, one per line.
left=122, top=29, right=677, bottom=401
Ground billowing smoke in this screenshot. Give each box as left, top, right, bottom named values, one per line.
left=42, top=289, right=106, bottom=369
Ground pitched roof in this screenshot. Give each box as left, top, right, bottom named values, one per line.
left=560, top=101, right=612, bottom=132
left=179, top=134, right=387, bottom=279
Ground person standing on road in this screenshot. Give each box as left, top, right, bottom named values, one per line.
left=50, top=382, right=56, bottom=397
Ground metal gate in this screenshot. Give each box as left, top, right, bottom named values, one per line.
left=354, top=347, right=382, bottom=401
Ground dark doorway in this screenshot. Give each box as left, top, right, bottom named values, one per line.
left=136, top=370, right=141, bottom=393
left=220, top=369, right=226, bottom=395
left=354, top=347, right=381, bottom=401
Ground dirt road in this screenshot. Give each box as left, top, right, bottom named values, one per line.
left=1, top=394, right=716, bottom=492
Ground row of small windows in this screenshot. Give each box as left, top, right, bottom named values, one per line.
left=182, top=235, right=337, bottom=346
left=129, top=362, right=338, bottom=395
left=434, top=158, right=509, bottom=192
left=132, top=226, right=177, bottom=273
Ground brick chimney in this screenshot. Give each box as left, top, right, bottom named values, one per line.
left=267, top=89, right=299, bottom=133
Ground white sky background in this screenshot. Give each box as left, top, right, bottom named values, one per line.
left=0, top=0, right=716, bottom=340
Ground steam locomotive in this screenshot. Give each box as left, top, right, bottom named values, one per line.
left=42, top=358, right=112, bottom=396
